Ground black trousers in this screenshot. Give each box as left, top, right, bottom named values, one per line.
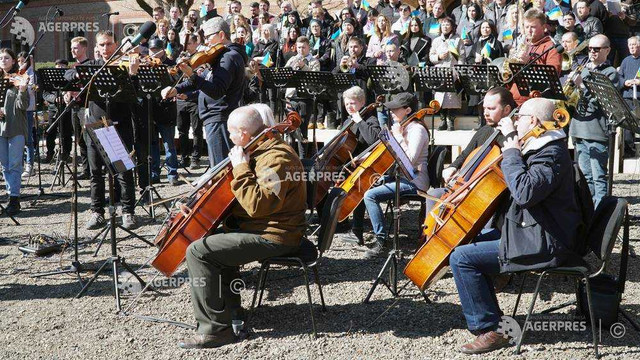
left=176, top=100, right=202, bottom=161
left=85, top=123, right=136, bottom=214
left=45, top=110, right=72, bottom=157
left=72, top=107, right=89, bottom=174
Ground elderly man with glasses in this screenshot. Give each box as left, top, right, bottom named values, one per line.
left=569, top=34, right=620, bottom=207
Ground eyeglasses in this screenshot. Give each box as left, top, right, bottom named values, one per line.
left=588, top=46, right=609, bottom=52
left=402, top=8, right=411, bottom=12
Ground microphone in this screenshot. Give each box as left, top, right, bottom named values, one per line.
left=130, top=21, right=156, bottom=46
left=15, top=0, right=29, bottom=13
left=102, top=11, right=120, bottom=17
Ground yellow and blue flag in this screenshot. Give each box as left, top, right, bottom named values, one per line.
left=262, top=51, right=273, bottom=67
left=461, top=26, right=469, bottom=40
left=448, top=40, right=459, bottom=59
left=547, top=6, right=562, bottom=21
left=481, top=41, right=492, bottom=59
left=361, top=0, right=371, bottom=11
left=502, top=28, right=513, bottom=41
left=635, top=66, right=640, bottom=79
left=411, top=9, right=421, bottom=17
left=429, top=22, right=440, bottom=35
left=330, top=28, right=342, bottom=40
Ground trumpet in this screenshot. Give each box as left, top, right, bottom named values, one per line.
left=561, top=40, right=589, bottom=72
left=340, top=55, right=357, bottom=72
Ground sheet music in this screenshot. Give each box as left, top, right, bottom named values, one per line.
left=93, top=126, right=135, bottom=170
left=379, top=128, right=416, bottom=180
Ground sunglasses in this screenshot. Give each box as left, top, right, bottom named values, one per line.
left=588, top=46, right=609, bottom=52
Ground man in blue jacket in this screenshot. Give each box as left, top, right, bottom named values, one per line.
left=162, top=17, right=248, bottom=167
left=449, top=97, right=582, bottom=354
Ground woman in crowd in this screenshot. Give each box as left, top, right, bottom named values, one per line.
left=0, top=49, right=29, bottom=215
left=400, top=16, right=432, bottom=66
left=281, top=26, right=301, bottom=65
left=457, top=2, right=483, bottom=64
left=367, top=15, right=398, bottom=64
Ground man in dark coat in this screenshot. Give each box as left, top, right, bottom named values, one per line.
left=448, top=97, right=581, bottom=354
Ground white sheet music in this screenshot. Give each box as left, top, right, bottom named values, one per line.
left=379, top=128, right=416, bottom=180
left=93, top=126, right=135, bottom=171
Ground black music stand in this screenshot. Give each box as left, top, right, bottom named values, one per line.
left=292, top=71, right=336, bottom=155
left=414, top=66, right=457, bottom=148
left=260, top=67, right=296, bottom=123
left=363, top=127, right=428, bottom=304
left=367, top=65, right=411, bottom=130
left=76, top=120, right=146, bottom=312
left=133, top=64, right=172, bottom=221
left=509, top=63, right=566, bottom=100
left=75, top=66, right=152, bottom=254
left=0, top=78, right=19, bottom=225
left=583, top=71, right=640, bottom=196
left=454, top=64, right=501, bottom=95
left=37, top=68, right=81, bottom=192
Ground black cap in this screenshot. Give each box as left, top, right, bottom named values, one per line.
left=384, top=93, right=418, bottom=112
left=148, top=38, right=166, bottom=50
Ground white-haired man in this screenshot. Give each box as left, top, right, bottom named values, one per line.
left=180, top=106, right=307, bottom=349
left=449, top=97, right=581, bottom=354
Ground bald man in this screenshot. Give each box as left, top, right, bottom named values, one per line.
left=180, top=106, right=307, bottom=349
left=569, top=34, right=620, bottom=207
left=449, top=98, right=581, bottom=354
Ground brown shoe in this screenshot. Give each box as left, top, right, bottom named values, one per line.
left=460, top=330, right=510, bottom=355
left=178, top=329, right=236, bottom=349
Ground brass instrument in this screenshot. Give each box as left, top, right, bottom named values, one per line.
left=491, top=36, right=532, bottom=82
left=562, top=40, right=589, bottom=72
left=340, top=54, right=357, bottom=72
left=561, top=63, right=585, bottom=109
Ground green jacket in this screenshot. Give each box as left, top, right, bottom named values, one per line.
left=228, top=136, right=307, bottom=247
left=0, top=86, right=28, bottom=138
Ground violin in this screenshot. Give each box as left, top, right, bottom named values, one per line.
left=335, top=101, right=441, bottom=222
left=404, top=107, right=571, bottom=291
left=168, top=43, right=227, bottom=76
left=115, top=52, right=163, bottom=68
left=151, top=111, right=301, bottom=277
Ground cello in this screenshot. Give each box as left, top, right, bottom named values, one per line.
left=336, top=101, right=440, bottom=222
left=309, top=95, right=384, bottom=207
left=151, top=112, right=301, bottom=277
left=403, top=107, right=570, bottom=290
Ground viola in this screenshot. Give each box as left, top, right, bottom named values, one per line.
left=403, top=107, right=570, bottom=291
left=310, top=95, right=384, bottom=207
left=335, top=101, right=440, bottom=222
left=168, top=43, right=227, bottom=76
left=151, top=111, right=301, bottom=277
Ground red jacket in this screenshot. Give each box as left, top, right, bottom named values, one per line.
left=510, top=35, right=562, bottom=106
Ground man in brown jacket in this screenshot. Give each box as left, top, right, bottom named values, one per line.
left=179, top=106, right=307, bottom=349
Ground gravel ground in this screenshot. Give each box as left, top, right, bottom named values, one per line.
left=1, top=159, right=639, bottom=359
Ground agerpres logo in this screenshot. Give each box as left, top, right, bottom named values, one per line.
left=497, top=315, right=522, bottom=345
left=256, top=167, right=282, bottom=196
left=10, top=16, right=35, bottom=46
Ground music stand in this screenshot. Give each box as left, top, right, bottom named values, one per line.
left=583, top=71, right=640, bottom=196
left=76, top=119, right=146, bottom=312
left=133, top=64, right=172, bottom=221
left=37, top=68, right=81, bottom=192
left=509, top=63, right=566, bottom=100
left=292, top=70, right=336, bottom=155
left=414, top=66, right=457, bottom=149
left=363, top=127, right=424, bottom=303
left=260, top=68, right=300, bottom=153
left=75, top=66, right=152, bottom=254
left=0, top=78, right=19, bottom=225
left=454, top=64, right=501, bottom=95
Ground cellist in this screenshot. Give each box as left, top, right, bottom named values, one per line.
left=448, top=97, right=581, bottom=354
left=357, top=93, right=430, bottom=259
left=335, top=86, right=382, bottom=245
left=179, top=105, right=307, bottom=349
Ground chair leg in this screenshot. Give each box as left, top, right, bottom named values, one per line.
left=583, top=275, right=599, bottom=358
left=515, top=272, right=546, bottom=355
left=312, top=266, right=326, bottom=312
left=257, top=262, right=271, bottom=308
left=512, top=273, right=528, bottom=318
left=298, top=261, right=317, bottom=338
left=249, top=262, right=269, bottom=327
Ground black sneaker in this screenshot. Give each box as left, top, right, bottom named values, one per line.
left=363, top=240, right=386, bottom=259
left=5, top=196, right=20, bottom=216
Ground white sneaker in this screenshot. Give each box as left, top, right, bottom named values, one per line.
left=21, top=164, right=33, bottom=178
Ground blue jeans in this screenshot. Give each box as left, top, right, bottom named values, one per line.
left=449, top=236, right=503, bottom=332
left=24, top=111, right=35, bottom=165
left=204, top=122, right=232, bottom=168
left=574, top=138, right=608, bottom=207
left=354, top=176, right=417, bottom=238
left=151, top=122, right=178, bottom=180
left=0, top=135, right=25, bottom=196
